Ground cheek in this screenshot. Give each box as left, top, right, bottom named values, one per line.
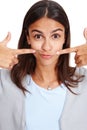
left=29, top=41, right=42, bottom=50
left=27, top=37, right=42, bottom=50
left=59, top=43, right=63, bottom=49
left=56, top=42, right=64, bottom=51
left=59, top=39, right=65, bottom=50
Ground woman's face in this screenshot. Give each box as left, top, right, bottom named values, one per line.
left=27, top=17, right=65, bottom=66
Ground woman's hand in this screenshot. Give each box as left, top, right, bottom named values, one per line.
left=56, top=28, right=87, bottom=67
left=0, top=32, right=35, bottom=69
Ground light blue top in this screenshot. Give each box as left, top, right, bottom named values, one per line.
left=25, top=75, right=66, bottom=130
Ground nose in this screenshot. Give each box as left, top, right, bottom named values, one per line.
left=41, top=39, right=52, bottom=51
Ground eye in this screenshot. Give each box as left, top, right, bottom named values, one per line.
left=34, top=34, right=43, bottom=40
left=52, top=34, right=60, bottom=39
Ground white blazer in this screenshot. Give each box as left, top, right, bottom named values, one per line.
left=0, top=67, right=87, bottom=130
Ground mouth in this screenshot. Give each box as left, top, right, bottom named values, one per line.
left=34, top=50, right=59, bottom=59
left=40, top=54, right=53, bottom=59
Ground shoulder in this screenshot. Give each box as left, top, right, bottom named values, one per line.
left=0, top=69, right=14, bottom=87
left=0, top=69, right=24, bottom=96
left=0, top=69, right=11, bottom=84
left=75, top=67, right=87, bottom=81
left=0, top=69, right=25, bottom=126
left=73, top=67, right=87, bottom=93
left=0, top=68, right=10, bottom=79
left=75, top=67, right=87, bottom=75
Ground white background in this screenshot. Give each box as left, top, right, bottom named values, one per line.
left=0, top=0, right=87, bottom=66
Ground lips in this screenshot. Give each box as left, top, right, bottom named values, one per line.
left=41, top=54, right=53, bottom=59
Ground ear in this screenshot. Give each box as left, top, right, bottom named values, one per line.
left=26, top=35, right=31, bottom=45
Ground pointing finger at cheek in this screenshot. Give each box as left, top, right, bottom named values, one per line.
left=56, top=47, right=78, bottom=55
left=13, top=49, right=36, bottom=55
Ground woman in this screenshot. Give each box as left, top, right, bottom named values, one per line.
left=0, top=0, right=87, bottom=130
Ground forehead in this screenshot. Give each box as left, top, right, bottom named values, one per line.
left=29, top=17, right=65, bottom=33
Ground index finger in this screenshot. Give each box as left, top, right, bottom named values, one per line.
left=13, top=48, right=36, bottom=55
left=56, top=47, right=78, bottom=55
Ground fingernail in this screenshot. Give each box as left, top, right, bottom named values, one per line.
left=32, top=50, right=36, bottom=53
left=56, top=51, right=59, bottom=55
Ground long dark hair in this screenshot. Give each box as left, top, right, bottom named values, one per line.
left=11, top=0, right=81, bottom=94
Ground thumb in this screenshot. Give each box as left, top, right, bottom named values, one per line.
left=0, top=32, right=11, bottom=46
left=83, top=28, right=87, bottom=41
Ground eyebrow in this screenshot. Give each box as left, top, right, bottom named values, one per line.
left=31, top=29, right=43, bottom=34
left=31, top=28, right=63, bottom=34
left=52, top=28, right=63, bottom=33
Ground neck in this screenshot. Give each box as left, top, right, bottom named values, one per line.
left=32, top=65, right=60, bottom=90
left=35, top=64, right=56, bottom=80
